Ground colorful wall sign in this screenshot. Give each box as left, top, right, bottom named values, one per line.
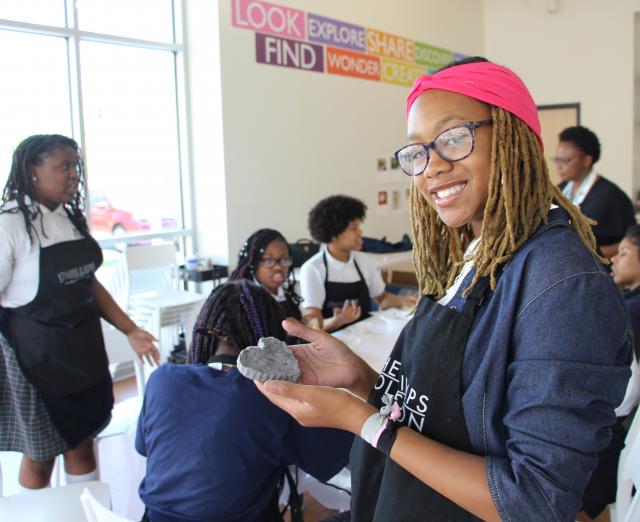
left=231, top=0, right=464, bottom=86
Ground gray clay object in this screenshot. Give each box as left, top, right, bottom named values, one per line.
left=237, top=337, right=300, bottom=382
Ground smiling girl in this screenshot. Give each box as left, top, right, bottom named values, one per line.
left=256, top=58, right=632, bottom=521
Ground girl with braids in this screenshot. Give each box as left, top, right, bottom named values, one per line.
left=0, top=134, right=158, bottom=489
left=230, top=228, right=305, bottom=321
left=136, top=280, right=352, bottom=522
left=256, top=58, right=632, bottom=521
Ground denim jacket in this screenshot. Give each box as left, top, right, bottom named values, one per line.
left=446, top=208, right=631, bottom=521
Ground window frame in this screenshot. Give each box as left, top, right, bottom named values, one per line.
left=0, top=0, right=196, bottom=253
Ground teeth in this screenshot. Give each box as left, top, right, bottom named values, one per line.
left=436, top=184, right=465, bottom=199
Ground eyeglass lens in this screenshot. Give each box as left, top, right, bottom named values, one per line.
left=261, top=257, right=292, bottom=267
left=397, top=125, right=475, bottom=176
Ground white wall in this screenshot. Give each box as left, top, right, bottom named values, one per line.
left=187, top=0, right=485, bottom=265
left=484, top=0, right=640, bottom=197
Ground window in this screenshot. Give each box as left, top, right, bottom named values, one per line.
left=0, top=31, right=71, bottom=171
left=0, top=1, right=190, bottom=247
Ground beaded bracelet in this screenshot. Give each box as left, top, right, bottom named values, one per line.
left=360, top=394, right=402, bottom=455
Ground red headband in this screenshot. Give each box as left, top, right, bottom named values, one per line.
left=406, top=61, right=543, bottom=147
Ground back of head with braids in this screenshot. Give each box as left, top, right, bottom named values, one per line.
left=1, top=134, right=89, bottom=238
left=410, top=58, right=600, bottom=299
left=230, top=228, right=302, bottom=307
left=190, top=280, right=287, bottom=364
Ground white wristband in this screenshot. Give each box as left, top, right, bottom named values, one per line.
left=360, top=412, right=387, bottom=445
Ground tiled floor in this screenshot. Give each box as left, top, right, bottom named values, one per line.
left=1, top=376, right=342, bottom=521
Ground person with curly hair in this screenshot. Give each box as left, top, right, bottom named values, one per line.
left=300, top=194, right=416, bottom=331
left=555, top=125, right=635, bottom=259
left=257, top=58, right=632, bottom=521
left=0, top=134, right=158, bottom=490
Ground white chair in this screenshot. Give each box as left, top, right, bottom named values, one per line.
left=124, top=243, right=205, bottom=362
left=299, top=467, right=351, bottom=511
left=81, top=487, right=135, bottom=522
left=0, top=461, right=111, bottom=522
left=609, top=410, right=640, bottom=522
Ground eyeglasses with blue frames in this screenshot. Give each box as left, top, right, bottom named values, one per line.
left=259, top=256, right=293, bottom=268
left=394, top=120, right=493, bottom=177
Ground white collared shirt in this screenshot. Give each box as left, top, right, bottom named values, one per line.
left=562, top=169, right=598, bottom=206
left=299, top=245, right=386, bottom=309
left=253, top=277, right=287, bottom=303
left=437, top=238, right=480, bottom=306
left=0, top=198, right=84, bottom=307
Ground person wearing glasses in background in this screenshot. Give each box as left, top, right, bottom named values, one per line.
left=230, top=229, right=308, bottom=322
left=256, top=58, right=631, bottom=521
left=300, top=195, right=417, bottom=332
left=555, top=126, right=635, bottom=259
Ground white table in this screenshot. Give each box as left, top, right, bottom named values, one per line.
left=362, top=251, right=413, bottom=271
left=332, top=308, right=412, bottom=372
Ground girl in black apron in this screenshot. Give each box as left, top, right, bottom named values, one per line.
left=321, top=250, right=371, bottom=330
left=256, top=58, right=630, bottom=521
left=304, top=195, right=416, bottom=332
left=0, top=134, right=158, bottom=489
left=230, top=229, right=305, bottom=322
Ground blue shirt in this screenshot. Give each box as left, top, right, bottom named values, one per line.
left=443, top=208, right=631, bottom=521
left=136, top=364, right=353, bottom=522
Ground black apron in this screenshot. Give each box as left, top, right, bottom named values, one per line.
left=322, top=252, right=371, bottom=327
left=350, top=275, right=490, bottom=522
left=8, top=230, right=113, bottom=447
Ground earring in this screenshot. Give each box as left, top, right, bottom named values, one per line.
left=32, top=176, right=37, bottom=181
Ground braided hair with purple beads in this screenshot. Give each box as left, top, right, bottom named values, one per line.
left=230, top=228, right=302, bottom=307
left=190, top=280, right=287, bottom=364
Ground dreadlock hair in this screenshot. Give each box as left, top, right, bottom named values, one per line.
left=190, top=280, right=287, bottom=364
left=1, top=134, right=89, bottom=238
left=230, top=228, right=302, bottom=307
left=410, top=58, right=600, bottom=299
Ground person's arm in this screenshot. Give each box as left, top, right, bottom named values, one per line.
left=260, top=321, right=499, bottom=517
left=375, top=291, right=417, bottom=309
left=91, top=278, right=160, bottom=365
left=361, top=253, right=417, bottom=310
left=256, top=381, right=500, bottom=521
left=301, top=306, right=324, bottom=329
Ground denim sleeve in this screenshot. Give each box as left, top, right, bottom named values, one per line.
left=486, top=271, right=632, bottom=522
